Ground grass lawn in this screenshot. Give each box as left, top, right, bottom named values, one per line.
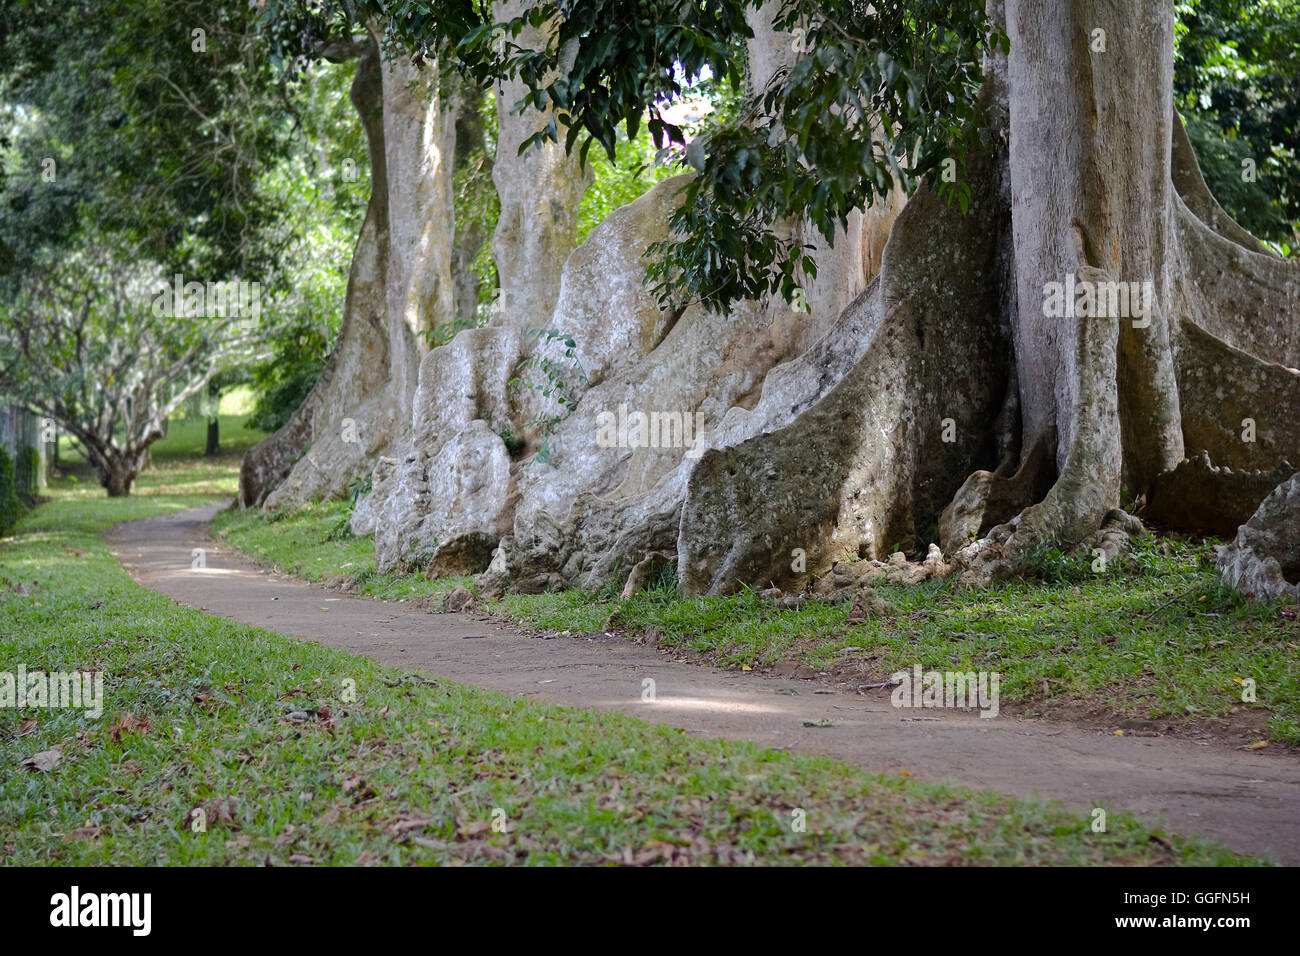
left=214, top=502, right=1300, bottom=746
left=0, top=496, right=1259, bottom=864
left=214, top=501, right=471, bottom=604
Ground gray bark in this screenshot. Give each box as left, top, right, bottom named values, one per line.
left=489, top=0, right=592, bottom=332
left=238, top=38, right=391, bottom=508
left=956, top=0, right=1299, bottom=583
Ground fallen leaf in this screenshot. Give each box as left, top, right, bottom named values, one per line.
left=108, top=713, right=151, bottom=743
left=389, top=816, right=436, bottom=837
left=20, top=748, right=62, bottom=772
left=193, top=693, right=225, bottom=713
left=183, top=797, right=239, bottom=830
left=1246, top=740, right=1269, bottom=751
left=315, top=808, right=341, bottom=827
left=409, top=836, right=451, bottom=851
left=630, top=840, right=682, bottom=866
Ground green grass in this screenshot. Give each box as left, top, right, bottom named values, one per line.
left=0, top=496, right=1261, bottom=864
left=212, top=500, right=471, bottom=604
left=147, top=413, right=266, bottom=463
left=211, top=506, right=1300, bottom=745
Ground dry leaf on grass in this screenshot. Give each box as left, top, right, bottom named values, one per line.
left=315, top=808, right=341, bottom=827
left=457, top=819, right=493, bottom=838
left=624, top=840, right=691, bottom=866
left=20, top=748, right=63, bottom=772
left=409, top=836, right=451, bottom=851
left=108, top=713, right=151, bottom=743
left=388, top=816, right=436, bottom=837
left=181, top=797, right=238, bottom=830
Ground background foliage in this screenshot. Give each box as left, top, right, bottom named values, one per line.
left=1175, top=0, right=1300, bottom=249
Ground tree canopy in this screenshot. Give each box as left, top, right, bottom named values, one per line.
left=0, top=0, right=294, bottom=285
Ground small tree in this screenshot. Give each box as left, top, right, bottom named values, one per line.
left=0, top=238, right=265, bottom=496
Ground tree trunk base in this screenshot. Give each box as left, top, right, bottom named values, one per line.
left=1216, top=473, right=1300, bottom=602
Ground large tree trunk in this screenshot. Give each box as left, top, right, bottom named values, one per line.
left=451, top=85, right=490, bottom=323
left=241, top=30, right=470, bottom=512
left=489, top=0, right=593, bottom=333
left=379, top=39, right=459, bottom=415
left=674, top=0, right=1299, bottom=595
left=237, top=38, right=391, bottom=508
left=959, top=0, right=1182, bottom=572
left=954, top=0, right=1299, bottom=584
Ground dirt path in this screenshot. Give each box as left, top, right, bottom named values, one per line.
left=107, top=506, right=1300, bottom=864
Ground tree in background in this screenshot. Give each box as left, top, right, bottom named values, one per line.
left=0, top=0, right=292, bottom=284
left=0, top=0, right=342, bottom=482
left=0, top=238, right=264, bottom=495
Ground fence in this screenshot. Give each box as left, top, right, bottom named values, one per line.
left=0, top=404, right=45, bottom=497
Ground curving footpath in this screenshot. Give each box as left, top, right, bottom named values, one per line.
left=107, top=506, right=1300, bottom=864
